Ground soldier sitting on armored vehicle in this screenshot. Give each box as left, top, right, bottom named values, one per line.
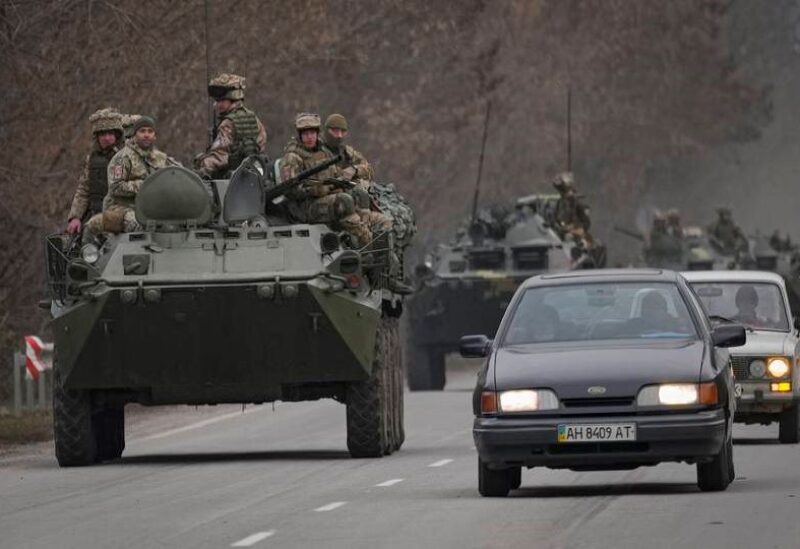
left=195, top=73, right=267, bottom=179
left=281, top=113, right=372, bottom=247
left=66, top=108, right=125, bottom=235
left=83, top=116, right=169, bottom=238
left=708, top=207, right=749, bottom=257
left=321, top=113, right=391, bottom=238
left=666, top=208, right=683, bottom=238
left=552, top=172, right=593, bottom=243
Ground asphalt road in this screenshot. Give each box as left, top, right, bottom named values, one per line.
left=1, top=363, right=799, bottom=549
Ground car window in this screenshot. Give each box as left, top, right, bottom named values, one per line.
left=690, top=282, right=789, bottom=331
left=503, top=282, right=698, bottom=345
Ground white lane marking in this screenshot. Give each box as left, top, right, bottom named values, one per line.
left=314, top=501, right=347, bottom=512
left=231, top=530, right=275, bottom=547
left=428, top=459, right=454, bottom=468
left=140, top=406, right=264, bottom=441
left=375, top=478, right=404, bottom=487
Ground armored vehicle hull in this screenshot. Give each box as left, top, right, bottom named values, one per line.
left=46, top=161, right=408, bottom=466
left=406, top=195, right=605, bottom=391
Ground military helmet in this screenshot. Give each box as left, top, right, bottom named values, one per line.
left=295, top=112, right=321, bottom=131
left=122, top=114, right=142, bottom=138
left=552, top=171, right=575, bottom=192
left=325, top=113, right=348, bottom=131
left=89, top=108, right=123, bottom=134
left=666, top=208, right=681, bottom=222
left=208, top=73, right=246, bottom=101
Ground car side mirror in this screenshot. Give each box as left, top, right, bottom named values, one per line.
left=712, top=324, right=746, bottom=348
left=460, top=334, right=492, bottom=358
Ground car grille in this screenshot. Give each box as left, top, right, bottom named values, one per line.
left=561, top=397, right=635, bottom=408
left=730, top=355, right=758, bottom=380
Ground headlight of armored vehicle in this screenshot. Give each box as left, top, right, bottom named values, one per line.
left=81, top=243, right=100, bottom=264
left=767, top=357, right=790, bottom=378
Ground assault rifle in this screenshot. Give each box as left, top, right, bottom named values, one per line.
left=614, top=225, right=646, bottom=242
left=265, top=154, right=342, bottom=203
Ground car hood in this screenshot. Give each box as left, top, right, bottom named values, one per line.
left=729, top=330, right=795, bottom=357
left=494, top=339, right=705, bottom=399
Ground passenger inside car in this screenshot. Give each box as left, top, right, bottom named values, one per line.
left=735, top=285, right=768, bottom=327
left=630, top=292, right=682, bottom=334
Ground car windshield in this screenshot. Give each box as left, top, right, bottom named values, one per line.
left=689, top=282, right=789, bottom=331
left=503, top=281, right=698, bottom=345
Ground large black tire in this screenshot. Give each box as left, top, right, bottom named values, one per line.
left=697, top=434, right=734, bottom=492
left=778, top=404, right=800, bottom=444
left=94, top=406, right=126, bottom=461
left=407, top=345, right=446, bottom=391
left=478, top=459, right=512, bottom=497
left=53, top=373, right=97, bottom=467
left=393, top=327, right=406, bottom=450
left=347, top=317, right=395, bottom=458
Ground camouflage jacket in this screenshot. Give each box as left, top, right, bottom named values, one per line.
left=105, top=140, right=168, bottom=209
left=280, top=139, right=340, bottom=196
left=196, top=102, right=267, bottom=178
left=67, top=141, right=121, bottom=220
left=554, top=197, right=591, bottom=231
left=322, top=141, right=374, bottom=186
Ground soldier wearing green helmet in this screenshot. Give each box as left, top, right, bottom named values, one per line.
left=280, top=112, right=373, bottom=247
left=195, top=73, right=267, bottom=178
left=65, top=108, right=124, bottom=234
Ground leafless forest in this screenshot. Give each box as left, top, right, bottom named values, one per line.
left=2, top=0, right=799, bottom=401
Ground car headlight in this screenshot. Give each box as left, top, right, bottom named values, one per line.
left=749, top=359, right=766, bottom=378
left=637, top=382, right=718, bottom=406
left=81, top=243, right=99, bottom=264
left=498, top=389, right=559, bottom=412
left=767, top=357, right=790, bottom=378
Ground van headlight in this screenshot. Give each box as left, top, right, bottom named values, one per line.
left=81, top=243, right=99, bottom=264
left=498, top=389, right=559, bottom=412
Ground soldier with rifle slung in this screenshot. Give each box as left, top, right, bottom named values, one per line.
left=280, top=113, right=372, bottom=247
left=65, top=108, right=124, bottom=235
left=195, top=73, right=267, bottom=179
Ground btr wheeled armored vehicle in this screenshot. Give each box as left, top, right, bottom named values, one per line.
left=45, top=156, right=409, bottom=465
left=406, top=194, right=606, bottom=391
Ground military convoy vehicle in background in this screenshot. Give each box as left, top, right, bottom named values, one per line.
left=44, top=156, right=410, bottom=466
left=406, top=193, right=606, bottom=391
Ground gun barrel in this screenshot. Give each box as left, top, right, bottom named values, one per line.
left=613, top=225, right=645, bottom=241
left=264, top=154, right=342, bottom=202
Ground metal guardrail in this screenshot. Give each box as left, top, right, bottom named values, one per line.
left=12, top=352, right=51, bottom=416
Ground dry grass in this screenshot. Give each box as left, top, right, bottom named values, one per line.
left=0, top=411, right=53, bottom=446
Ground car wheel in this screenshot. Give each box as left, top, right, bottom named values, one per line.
left=697, top=433, right=733, bottom=492
left=778, top=404, right=799, bottom=444
left=478, top=459, right=511, bottom=497
left=509, top=466, right=522, bottom=490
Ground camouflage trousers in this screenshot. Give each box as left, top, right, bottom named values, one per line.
left=290, top=193, right=372, bottom=247
left=83, top=206, right=140, bottom=240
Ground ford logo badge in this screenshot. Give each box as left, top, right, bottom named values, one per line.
left=587, top=386, right=607, bottom=395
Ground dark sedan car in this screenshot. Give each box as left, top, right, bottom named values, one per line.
left=462, top=269, right=745, bottom=497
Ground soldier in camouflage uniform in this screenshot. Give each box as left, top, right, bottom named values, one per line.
left=195, top=73, right=267, bottom=179
left=666, top=208, right=683, bottom=238
left=65, top=108, right=124, bottom=234
left=84, top=116, right=169, bottom=237
left=708, top=207, right=749, bottom=256
left=281, top=113, right=372, bottom=247
left=321, top=113, right=390, bottom=236
left=552, top=172, right=593, bottom=245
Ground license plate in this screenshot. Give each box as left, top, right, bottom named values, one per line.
left=734, top=384, right=743, bottom=398
left=558, top=423, right=637, bottom=443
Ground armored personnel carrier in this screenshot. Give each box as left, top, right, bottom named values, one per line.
left=44, top=156, right=408, bottom=466
left=406, top=194, right=606, bottom=391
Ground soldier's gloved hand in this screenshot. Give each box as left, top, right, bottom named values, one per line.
left=309, top=184, right=334, bottom=198
left=341, top=167, right=357, bottom=181
left=66, top=218, right=82, bottom=234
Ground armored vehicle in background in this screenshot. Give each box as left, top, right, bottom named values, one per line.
left=406, top=194, right=606, bottom=391
left=45, top=156, right=408, bottom=466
